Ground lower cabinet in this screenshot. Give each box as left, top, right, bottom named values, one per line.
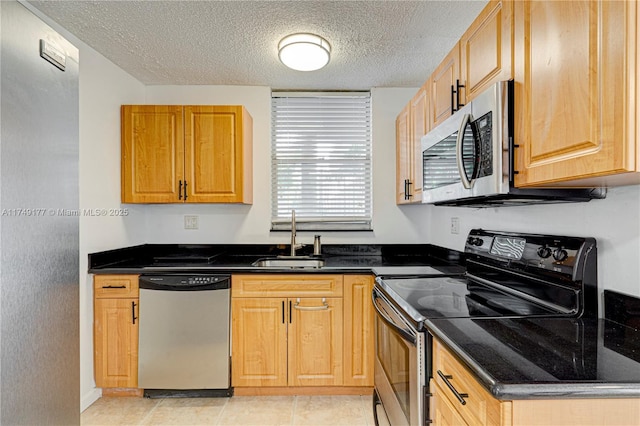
left=432, top=382, right=469, bottom=426
left=93, top=275, right=139, bottom=389
left=432, top=338, right=508, bottom=425
left=343, top=275, right=374, bottom=386
left=92, top=273, right=375, bottom=392
left=231, top=274, right=374, bottom=389
left=431, top=337, right=640, bottom=426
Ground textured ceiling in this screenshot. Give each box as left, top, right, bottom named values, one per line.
left=28, top=0, right=488, bottom=90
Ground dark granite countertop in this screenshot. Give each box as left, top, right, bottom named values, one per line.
left=88, top=243, right=465, bottom=275
left=89, top=244, right=640, bottom=401
left=425, top=290, right=640, bottom=400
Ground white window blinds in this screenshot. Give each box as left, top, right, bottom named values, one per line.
left=271, top=93, right=372, bottom=231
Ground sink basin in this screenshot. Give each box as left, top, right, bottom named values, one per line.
left=252, top=257, right=325, bottom=269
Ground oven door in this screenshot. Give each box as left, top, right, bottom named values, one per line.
left=372, top=286, right=425, bottom=426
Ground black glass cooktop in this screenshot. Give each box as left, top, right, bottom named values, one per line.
left=376, top=275, right=566, bottom=325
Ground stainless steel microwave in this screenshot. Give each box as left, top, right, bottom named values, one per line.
left=420, top=81, right=604, bottom=207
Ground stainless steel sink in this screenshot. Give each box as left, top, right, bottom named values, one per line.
left=251, top=257, right=325, bottom=269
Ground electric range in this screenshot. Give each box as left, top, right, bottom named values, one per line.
left=372, top=229, right=598, bottom=426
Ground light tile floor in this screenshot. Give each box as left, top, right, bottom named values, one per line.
left=81, top=395, right=375, bottom=426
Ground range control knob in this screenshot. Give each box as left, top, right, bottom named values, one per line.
left=553, top=248, right=568, bottom=262
left=467, top=237, right=483, bottom=247
left=537, top=246, right=552, bottom=258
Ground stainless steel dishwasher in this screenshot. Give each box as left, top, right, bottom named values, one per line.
left=138, top=274, right=232, bottom=398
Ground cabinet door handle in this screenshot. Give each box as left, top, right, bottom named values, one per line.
left=178, top=180, right=183, bottom=200
left=184, top=180, right=188, bottom=201
left=282, top=301, right=285, bottom=324
left=131, top=301, right=138, bottom=325
left=292, top=297, right=329, bottom=311
left=101, top=285, right=126, bottom=289
left=437, top=370, right=468, bottom=405
left=451, top=84, right=456, bottom=115
left=406, top=180, right=413, bottom=200
left=289, top=300, right=292, bottom=323
left=456, top=79, right=465, bottom=110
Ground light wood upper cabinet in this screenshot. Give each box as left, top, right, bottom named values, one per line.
left=513, top=0, right=639, bottom=187
left=121, top=106, right=184, bottom=203
left=409, top=86, right=428, bottom=202
left=94, top=275, right=139, bottom=389
left=184, top=106, right=253, bottom=203
left=396, top=104, right=413, bottom=204
left=459, top=0, right=513, bottom=104
left=121, top=105, right=253, bottom=203
left=397, top=84, right=429, bottom=205
left=430, top=43, right=461, bottom=128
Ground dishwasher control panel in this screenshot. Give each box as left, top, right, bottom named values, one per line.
left=139, top=274, right=231, bottom=291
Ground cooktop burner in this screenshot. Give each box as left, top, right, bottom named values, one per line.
left=374, top=229, right=598, bottom=327
left=378, top=276, right=557, bottom=322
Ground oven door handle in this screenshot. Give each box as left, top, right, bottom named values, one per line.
left=372, top=289, right=417, bottom=345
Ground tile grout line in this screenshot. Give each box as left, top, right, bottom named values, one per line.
left=361, top=395, right=372, bottom=426
left=137, top=397, right=163, bottom=425
left=213, top=396, right=231, bottom=425
left=290, top=395, right=298, bottom=426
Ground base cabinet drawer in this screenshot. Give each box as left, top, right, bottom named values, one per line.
left=432, top=338, right=507, bottom=425
left=431, top=380, right=470, bottom=426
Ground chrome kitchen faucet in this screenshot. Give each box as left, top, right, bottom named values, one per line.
left=290, top=210, right=302, bottom=256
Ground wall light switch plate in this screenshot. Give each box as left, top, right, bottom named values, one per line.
left=184, top=215, right=199, bottom=230
left=450, top=217, right=460, bottom=234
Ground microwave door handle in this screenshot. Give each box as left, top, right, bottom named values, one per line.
left=456, top=113, right=473, bottom=189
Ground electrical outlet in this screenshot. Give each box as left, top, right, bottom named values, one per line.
left=450, top=217, right=460, bottom=234
left=184, top=215, right=199, bottom=230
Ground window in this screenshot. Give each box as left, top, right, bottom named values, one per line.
left=271, top=92, right=372, bottom=231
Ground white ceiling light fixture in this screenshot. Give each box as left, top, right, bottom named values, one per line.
left=278, top=33, right=331, bottom=72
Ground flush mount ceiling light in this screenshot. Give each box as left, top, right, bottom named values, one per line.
left=278, top=33, right=331, bottom=72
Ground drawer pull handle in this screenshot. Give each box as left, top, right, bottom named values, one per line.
left=293, top=297, right=329, bottom=311
left=437, top=370, right=468, bottom=405
left=102, top=285, right=126, bottom=289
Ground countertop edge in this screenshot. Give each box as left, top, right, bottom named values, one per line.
left=88, top=266, right=376, bottom=275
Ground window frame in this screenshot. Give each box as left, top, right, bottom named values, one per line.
left=270, top=91, right=373, bottom=232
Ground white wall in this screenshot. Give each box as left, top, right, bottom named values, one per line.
left=77, top=40, right=147, bottom=412
left=140, top=86, right=431, bottom=245
left=428, top=185, right=640, bottom=299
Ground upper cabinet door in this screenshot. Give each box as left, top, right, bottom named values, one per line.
left=409, top=84, right=429, bottom=202
left=121, top=104, right=253, bottom=204
left=514, top=0, right=638, bottom=187
left=459, top=0, right=513, bottom=104
left=430, top=43, right=460, bottom=128
left=396, top=104, right=411, bottom=204
left=121, top=105, right=184, bottom=203
left=184, top=106, right=253, bottom=203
